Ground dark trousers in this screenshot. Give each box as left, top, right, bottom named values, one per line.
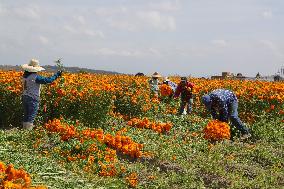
left=22, top=95, right=39, bottom=123
left=179, top=98, right=193, bottom=114
left=228, top=100, right=250, bottom=134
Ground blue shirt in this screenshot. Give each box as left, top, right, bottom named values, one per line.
left=208, top=89, right=237, bottom=121
left=23, top=71, right=60, bottom=100
left=35, top=73, right=60, bottom=84
left=168, top=81, right=177, bottom=92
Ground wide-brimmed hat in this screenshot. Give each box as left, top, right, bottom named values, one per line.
left=152, top=72, right=162, bottom=78
left=202, top=94, right=212, bottom=110
left=164, top=77, right=170, bottom=82
left=21, top=59, right=45, bottom=72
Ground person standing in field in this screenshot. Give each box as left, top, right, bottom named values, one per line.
left=201, top=89, right=251, bottom=139
left=21, top=59, right=62, bottom=130
left=148, top=72, right=162, bottom=96
left=174, top=77, right=194, bottom=115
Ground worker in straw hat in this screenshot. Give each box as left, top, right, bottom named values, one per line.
left=21, top=59, right=63, bottom=130
left=148, top=72, right=162, bottom=96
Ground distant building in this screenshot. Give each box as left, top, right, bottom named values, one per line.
left=211, top=75, right=223, bottom=80
left=210, top=71, right=283, bottom=81
left=236, top=73, right=246, bottom=80
left=280, top=66, right=284, bottom=76
left=274, top=75, right=282, bottom=82
left=273, top=66, right=284, bottom=81
left=211, top=72, right=234, bottom=79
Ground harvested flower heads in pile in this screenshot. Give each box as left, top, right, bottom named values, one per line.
left=160, top=84, right=173, bottom=97
left=203, top=120, right=230, bottom=141
left=0, top=161, right=47, bottom=189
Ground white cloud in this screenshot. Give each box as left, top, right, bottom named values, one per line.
left=211, top=40, right=227, bottom=47
left=107, top=19, right=136, bottom=31
left=0, top=3, right=6, bottom=15
left=0, top=4, right=40, bottom=20
left=63, top=25, right=76, bottom=33
left=149, top=0, right=181, bottom=12
left=38, top=36, right=49, bottom=45
left=74, top=15, right=86, bottom=25
left=94, top=48, right=134, bottom=57
left=259, top=40, right=284, bottom=59
left=94, top=6, right=127, bottom=17
left=93, top=48, right=149, bottom=57
left=84, top=29, right=105, bottom=38
left=148, top=48, right=161, bottom=56
left=106, top=11, right=177, bottom=32
left=137, top=11, right=176, bottom=31
left=262, top=9, right=273, bottom=19
left=63, top=25, right=105, bottom=38
left=0, top=43, right=7, bottom=51
left=13, top=5, right=40, bottom=20
left=94, top=5, right=176, bottom=32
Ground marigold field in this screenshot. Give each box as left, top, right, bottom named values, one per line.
left=0, top=70, right=283, bottom=188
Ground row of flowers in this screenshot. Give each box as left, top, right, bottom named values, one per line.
left=127, top=117, right=173, bottom=133
left=1, top=71, right=283, bottom=107
left=43, top=118, right=144, bottom=158
left=0, top=71, right=283, bottom=129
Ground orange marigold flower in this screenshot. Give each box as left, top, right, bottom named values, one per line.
left=203, top=120, right=230, bottom=141
left=125, top=172, right=138, bottom=188
left=160, top=84, right=173, bottom=97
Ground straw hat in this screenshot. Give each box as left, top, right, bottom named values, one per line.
left=21, top=59, right=45, bottom=72
left=151, top=72, right=162, bottom=78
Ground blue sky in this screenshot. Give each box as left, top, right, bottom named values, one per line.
left=0, top=0, right=283, bottom=77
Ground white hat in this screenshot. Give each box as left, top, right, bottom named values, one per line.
left=21, top=59, right=45, bottom=72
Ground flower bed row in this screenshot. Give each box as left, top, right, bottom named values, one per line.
left=43, top=118, right=144, bottom=158
left=127, top=117, right=173, bottom=133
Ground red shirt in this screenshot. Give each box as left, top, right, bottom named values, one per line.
left=174, top=82, right=194, bottom=101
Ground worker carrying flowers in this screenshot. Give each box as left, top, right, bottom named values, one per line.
left=201, top=89, right=251, bottom=139
left=21, top=59, right=62, bottom=130
left=163, top=77, right=177, bottom=92
left=174, top=77, right=194, bottom=115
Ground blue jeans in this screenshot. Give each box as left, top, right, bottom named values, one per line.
left=22, top=95, right=39, bottom=123
left=179, top=98, right=193, bottom=114
left=228, top=100, right=250, bottom=134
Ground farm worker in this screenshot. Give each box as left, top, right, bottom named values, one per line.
left=21, top=59, right=62, bottom=130
left=174, top=77, right=194, bottom=115
left=163, top=77, right=177, bottom=93
left=201, top=89, right=251, bottom=139
left=148, top=72, right=162, bottom=96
